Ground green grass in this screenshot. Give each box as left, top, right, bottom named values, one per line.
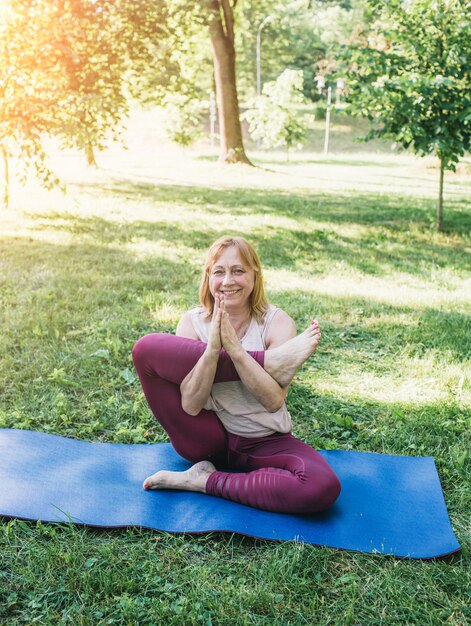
left=0, top=111, right=470, bottom=624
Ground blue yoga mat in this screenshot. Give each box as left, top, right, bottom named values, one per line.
left=0, top=429, right=460, bottom=559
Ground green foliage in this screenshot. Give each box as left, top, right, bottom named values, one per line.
left=0, top=0, right=169, bottom=194
left=0, top=0, right=373, bottom=183
left=0, top=1, right=64, bottom=196
left=130, top=1, right=212, bottom=110
left=235, top=0, right=324, bottom=101
left=136, top=2, right=213, bottom=147
left=341, top=0, right=470, bottom=170
left=235, top=1, right=368, bottom=102
left=163, top=94, right=205, bottom=146
left=51, top=1, right=131, bottom=158
left=244, top=69, right=312, bottom=157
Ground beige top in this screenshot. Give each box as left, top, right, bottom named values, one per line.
left=189, top=304, right=293, bottom=438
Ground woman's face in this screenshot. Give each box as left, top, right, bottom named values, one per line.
left=208, top=246, right=255, bottom=309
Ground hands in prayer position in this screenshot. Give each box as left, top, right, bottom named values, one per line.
left=208, top=294, right=244, bottom=358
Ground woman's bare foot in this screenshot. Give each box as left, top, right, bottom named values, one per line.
left=264, top=320, right=321, bottom=387
left=143, top=460, right=216, bottom=493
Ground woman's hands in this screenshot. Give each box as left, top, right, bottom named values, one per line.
left=220, top=308, right=243, bottom=357
left=207, top=296, right=288, bottom=414
left=207, top=294, right=223, bottom=354
left=211, top=295, right=244, bottom=358
left=180, top=295, right=223, bottom=416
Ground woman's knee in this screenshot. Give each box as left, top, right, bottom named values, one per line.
left=316, top=469, right=341, bottom=511
left=132, top=333, right=165, bottom=369
left=299, top=468, right=341, bottom=514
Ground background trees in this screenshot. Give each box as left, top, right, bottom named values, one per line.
left=244, top=69, right=311, bottom=159
left=0, top=1, right=63, bottom=207
left=341, top=0, right=470, bottom=231
left=132, top=0, right=354, bottom=162
left=207, top=0, right=251, bottom=163
left=0, top=0, right=170, bottom=206
left=1, top=0, right=469, bottom=216
left=235, top=0, right=326, bottom=102
left=0, top=0, right=360, bottom=173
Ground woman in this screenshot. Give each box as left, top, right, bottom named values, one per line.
left=132, top=236, right=341, bottom=514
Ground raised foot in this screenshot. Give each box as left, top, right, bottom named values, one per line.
left=143, top=460, right=216, bottom=494
left=264, top=320, right=321, bottom=387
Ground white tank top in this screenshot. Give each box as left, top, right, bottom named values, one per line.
left=189, top=304, right=293, bottom=438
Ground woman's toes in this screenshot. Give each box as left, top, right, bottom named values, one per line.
left=143, top=476, right=154, bottom=490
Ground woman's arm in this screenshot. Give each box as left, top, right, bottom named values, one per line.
left=264, top=309, right=298, bottom=350
left=177, top=304, right=222, bottom=416
left=220, top=309, right=297, bottom=413
left=175, top=311, right=201, bottom=340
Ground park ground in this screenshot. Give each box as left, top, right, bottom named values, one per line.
left=0, top=110, right=470, bottom=624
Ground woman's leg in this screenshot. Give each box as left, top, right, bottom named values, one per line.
left=133, top=333, right=264, bottom=386
left=206, top=432, right=341, bottom=514
left=132, top=331, right=338, bottom=510
left=132, top=333, right=264, bottom=463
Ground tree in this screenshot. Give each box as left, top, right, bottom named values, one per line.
left=0, top=0, right=169, bottom=206
left=47, top=1, right=170, bottom=165
left=207, top=0, right=251, bottom=163
left=0, top=0, right=368, bottom=198
left=244, top=69, right=311, bottom=159
left=166, top=1, right=252, bottom=163
left=0, top=1, right=64, bottom=208
left=96, top=0, right=251, bottom=164
left=163, top=92, right=214, bottom=146
left=341, top=0, right=470, bottom=231
left=156, top=0, right=339, bottom=160
left=51, top=1, right=130, bottom=166
left=235, top=0, right=327, bottom=102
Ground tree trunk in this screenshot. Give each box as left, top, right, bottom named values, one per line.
left=2, top=147, right=9, bottom=209
left=208, top=1, right=252, bottom=164
left=85, top=141, right=98, bottom=167
left=437, top=157, right=444, bottom=232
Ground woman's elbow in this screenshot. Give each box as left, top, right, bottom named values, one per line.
left=267, top=395, right=285, bottom=413
left=181, top=396, right=201, bottom=416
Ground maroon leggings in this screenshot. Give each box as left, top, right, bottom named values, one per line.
left=132, top=333, right=341, bottom=514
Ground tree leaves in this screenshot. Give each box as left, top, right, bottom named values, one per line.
left=0, top=0, right=170, bottom=199
left=244, top=69, right=312, bottom=157
left=341, top=0, right=470, bottom=169
left=339, top=0, right=470, bottom=228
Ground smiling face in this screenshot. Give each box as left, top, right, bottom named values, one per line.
left=208, top=245, right=255, bottom=309
left=199, top=236, right=268, bottom=321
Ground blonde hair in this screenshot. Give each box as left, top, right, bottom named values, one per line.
left=199, top=236, right=269, bottom=322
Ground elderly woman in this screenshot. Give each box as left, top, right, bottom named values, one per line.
left=132, top=236, right=340, bottom=514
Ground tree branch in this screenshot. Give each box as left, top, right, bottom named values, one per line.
left=208, top=0, right=227, bottom=40
left=220, top=0, right=234, bottom=42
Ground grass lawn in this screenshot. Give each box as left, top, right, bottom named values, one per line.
left=0, top=110, right=470, bottom=625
